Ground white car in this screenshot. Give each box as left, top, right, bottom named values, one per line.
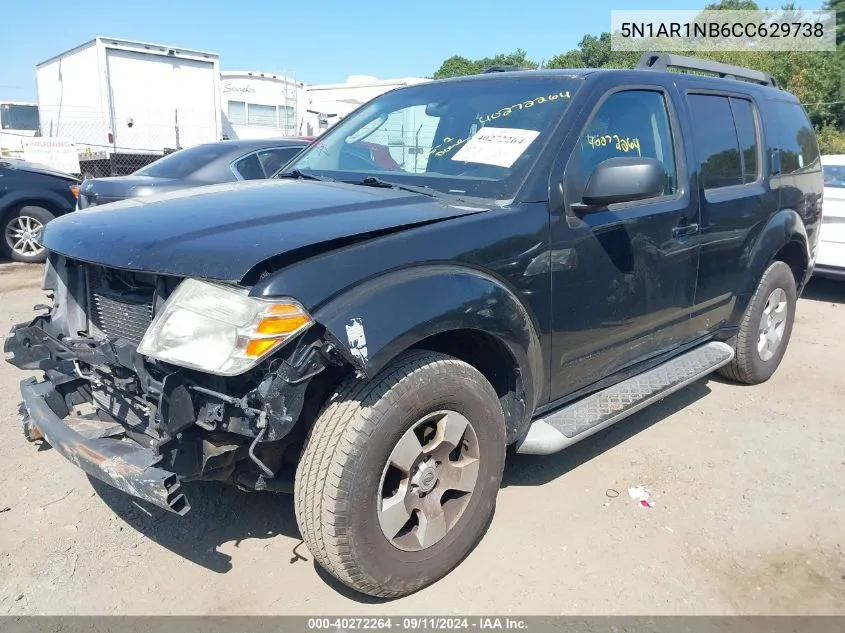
left=817, top=155, right=845, bottom=279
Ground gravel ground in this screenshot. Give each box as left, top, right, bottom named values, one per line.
left=0, top=260, right=843, bottom=615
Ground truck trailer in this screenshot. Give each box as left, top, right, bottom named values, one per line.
left=36, top=37, right=222, bottom=177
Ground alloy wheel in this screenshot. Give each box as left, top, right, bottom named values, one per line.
left=5, top=216, right=45, bottom=258
left=757, top=287, right=788, bottom=361
left=377, top=410, right=480, bottom=552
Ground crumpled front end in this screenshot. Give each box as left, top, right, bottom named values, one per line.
left=4, top=255, right=341, bottom=514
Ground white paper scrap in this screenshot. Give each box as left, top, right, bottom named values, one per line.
left=451, top=127, right=540, bottom=168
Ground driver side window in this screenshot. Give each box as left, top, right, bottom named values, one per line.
left=567, top=90, right=677, bottom=203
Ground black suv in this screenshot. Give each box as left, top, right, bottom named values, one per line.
left=4, top=53, right=823, bottom=597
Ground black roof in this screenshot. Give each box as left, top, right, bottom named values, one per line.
left=434, top=52, right=792, bottom=101
left=202, top=137, right=313, bottom=152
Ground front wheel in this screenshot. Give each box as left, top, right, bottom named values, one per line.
left=295, top=351, right=506, bottom=598
left=2, top=206, right=55, bottom=263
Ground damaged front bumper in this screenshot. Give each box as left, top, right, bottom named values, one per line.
left=5, top=309, right=341, bottom=515
left=17, top=376, right=189, bottom=515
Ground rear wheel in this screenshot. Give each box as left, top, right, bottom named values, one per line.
left=718, top=261, right=797, bottom=384
left=2, top=206, right=55, bottom=263
left=295, top=350, right=506, bottom=598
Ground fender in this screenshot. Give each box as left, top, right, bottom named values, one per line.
left=312, top=264, right=544, bottom=439
left=730, top=208, right=809, bottom=322
left=0, top=187, right=74, bottom=217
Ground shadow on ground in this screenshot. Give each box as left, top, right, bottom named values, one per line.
left=87, top=376, right=714, bottom=601
left=89, top=476, right=301, bottom=573
left=801, top=276, right=845, bottom=304
left=503, top=379, right=713, bottom=488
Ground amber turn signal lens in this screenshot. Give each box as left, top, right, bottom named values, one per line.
left=69, top=185, right=80, bottom=199
left=256, top=314, right=310, bottom=335
left=245, top=338, right=279, bottom=357
left=266, top=304, right=302, bottom=316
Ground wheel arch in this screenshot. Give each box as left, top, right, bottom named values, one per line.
left=311, top=264, right=544, bottom=444
left=771, top=239, right=808, bottom=289
left=744, top=208, right=809, bottom=294
left=0, top=194, right=67, bottom=223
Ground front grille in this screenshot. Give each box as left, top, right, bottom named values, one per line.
left=86, top=266, right=155, bottom=345
left=91, top=292, right=153, bottom=344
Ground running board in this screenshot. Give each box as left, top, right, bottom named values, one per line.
left=516, top=341, right=734, bottom=455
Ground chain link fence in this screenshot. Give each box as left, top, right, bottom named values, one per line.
left=4, top=104, right=308, bottom=178
left=358, top=106, right=440, bottom=174
left=49, top=105, right=215, bottom=177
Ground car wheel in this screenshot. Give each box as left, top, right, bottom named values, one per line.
left=2, top=206, right=55, bottom=263
left=718, top=261, right=797, bottom=385
left=295, top=350, right=506, bottom=598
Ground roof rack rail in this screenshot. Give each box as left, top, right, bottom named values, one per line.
left=636, top=52, right=777, bottom=88
left=482, top=65, right=530, bottom=73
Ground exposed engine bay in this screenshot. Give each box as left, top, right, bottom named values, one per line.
left=4, top=255, right=347, bottom=512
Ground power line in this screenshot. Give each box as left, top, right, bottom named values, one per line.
left=801, top=100, right=845, bottom=106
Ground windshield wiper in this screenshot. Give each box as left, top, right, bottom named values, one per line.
left=276, top=169, right=334, bottom=182
left=347, top=176, right=443, bottom=198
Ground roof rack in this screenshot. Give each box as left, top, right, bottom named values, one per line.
left=481, top=65, right=530, bottom=73
left=636, top=52, right=777, bottom=88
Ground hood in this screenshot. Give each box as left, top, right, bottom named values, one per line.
left=42, top=179, right=488, bottom=282
left=3, top=159, right=79, bottom=182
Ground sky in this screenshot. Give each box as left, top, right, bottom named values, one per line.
left=0, top=0, right=827, bottom=103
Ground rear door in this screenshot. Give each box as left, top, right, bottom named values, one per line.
left=685, top=92, right=777, bottom=335
left=549, top=83, right=700, bottom=399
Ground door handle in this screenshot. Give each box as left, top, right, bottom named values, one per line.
left=672, top=223, right=699, bottom=239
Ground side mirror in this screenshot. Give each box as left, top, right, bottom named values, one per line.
left=580, top=156, right=665, bottom=208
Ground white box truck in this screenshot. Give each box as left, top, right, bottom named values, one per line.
left=36, top=37, right=222, bottom=177
left=0, top=102, right=40, bottom=158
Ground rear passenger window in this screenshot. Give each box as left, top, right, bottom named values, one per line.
left=568, top=89, right=677, bottom=200
left=730, top=99, right=758, bottom=184
left=774, top=102, right=820, bottom=174
left=688, top=94, right=761, bottom=190
left=258, top=147, right=301, bottom=176
left=233, top=153, right=266, bottom=180
left=688, top=95, right=741, bottom=189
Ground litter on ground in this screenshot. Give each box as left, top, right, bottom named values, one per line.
left=628, top=485, right=656, bottom=508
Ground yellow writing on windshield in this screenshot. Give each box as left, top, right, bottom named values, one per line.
left=426, top=91, right=573, bottom=159
left=586, top=134, right=641, bottom=155
left=477, top=92, right=571, bottom=125
left=429, top=136, right=467, bottom=157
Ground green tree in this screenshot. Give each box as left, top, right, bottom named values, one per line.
left=825, top=0, right=845, bottom=46
left=432, top=56, right=478, bottom=79
left=704, top=0, right=759, bottom=8
left=430, top=0, right=844, bottom=132
left=545, top=34, right=637, bottom=70
left=431, top=49, right=538, bottom=79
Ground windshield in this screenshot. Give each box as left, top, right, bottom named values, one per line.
left=284, top=76, right=581, bottom=200
left=135, top=143, right=231, bottom=178
left=823, top=164, right=845, bottom=188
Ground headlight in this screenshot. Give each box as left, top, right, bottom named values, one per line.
left=137, top=279, right=311, bottom=376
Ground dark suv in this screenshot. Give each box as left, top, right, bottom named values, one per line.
left=4, top=53, right=823, bottom=597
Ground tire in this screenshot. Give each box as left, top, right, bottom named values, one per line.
left=2, top=205, right=55, bottom=263
left=718, top=261, right=797, bottom=385
left=295, top=350, right=507, bottom=598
